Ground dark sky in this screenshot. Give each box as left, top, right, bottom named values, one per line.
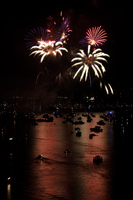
left=0, top=0, right=131, bottom=98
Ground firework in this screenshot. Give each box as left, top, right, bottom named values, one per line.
left=100, top=80, right=114, bottom=95
left=46, top=11, right=72, bottom=43
left=30, top=40, right=68, bottom=62
left=71, top=45, right=109, bottom=81
left=80, top=26, right=107, bottom=47
left=104, top=83, right=114, bottom=95
left=25, top=27, right=49, bottom=50
left=56, top=18, right=72, bottom=43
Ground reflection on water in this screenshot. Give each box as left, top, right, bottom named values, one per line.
left=0, top=112, right=131, bottom=200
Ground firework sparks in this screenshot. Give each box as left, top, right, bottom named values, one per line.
left=56, top=18, right=72, bottom=43
left=100, top=80, right=114, bottom=95
left=25, top=27, right=49, bottom=50
left=30, top=40, right=68, bottom=62
left=71, top=45, right=109, bottom=81
left=104, top=83, right=114, bottom=95
left=80, top=26, right=107, bottom=47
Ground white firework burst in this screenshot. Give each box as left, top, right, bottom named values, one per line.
left=30, top=40, right=68, bottom=63
left=71, top=45, right=109, bottom=81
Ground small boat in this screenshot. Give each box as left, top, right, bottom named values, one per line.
left=72, top=120, right=84, bottom=125
left=36, top=155, right=46, bottom=160
left=64, top=149, right=70, bottom=154
left=75, top=127, right=80, bottom=131
left=36, top=155, right=43, bottom=160
left=91, top=113, right=96, bottom=117
left=90, top=126, right=103, bottom=133
left=36, top=116, right=53, bottom=122
left=36, top=155, right=51, bottom=164
left=82, top=113, right=88, bottom=117
left=93, top=155, right=103, bottom=163
left=76, top=131, right=81, bottom=137
left=87, top=115, right=92, bottom=122
left=6, top=177, right=11, bottom=184
left=97, top=120, right=106, bottom=125
left=89, top=133, right=97, bottom=139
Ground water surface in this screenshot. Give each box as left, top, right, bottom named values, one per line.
left=0, top=112, right=131, bottom=200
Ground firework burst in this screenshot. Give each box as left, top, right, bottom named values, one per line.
left=30, top=40, right=68, bottom=63
left=80, top=26, right=107, bottom=47
left=56, top=18, right=72, bottom=43
left=25, top=27, right=49, bottom=50
left=71, top=45, right=109, bottom=81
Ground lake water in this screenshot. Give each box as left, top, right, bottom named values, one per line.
left=0, top=111, right=132, bottom=200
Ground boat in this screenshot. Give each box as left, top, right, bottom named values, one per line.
left=36, top=155, right=43, bottom=160
left=93, top=155, right=103, bottom=163
left=87, top=115, right=92, bottom=122
left=64, top=149, right=70, bottom=154
left=90, top=126, right=103, bottom=133
left=72, top=120, right=84, bottom=125
left=36, top=155, right=48, bottom=161
left=82, top=113, right=88, bottom=117
left=97, top=120, right=106, bottom=125
left=36, top=116, right=53, bottom=122
left=6, top=177, right=11, bottom=184
left=89, top=133, right=97, bottom=139
left=76, top=131, right=81, bottom=137
left=75, top=127, right=80, bottom=131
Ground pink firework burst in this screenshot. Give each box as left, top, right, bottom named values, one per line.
left=86, top=26, right=107, bottom=46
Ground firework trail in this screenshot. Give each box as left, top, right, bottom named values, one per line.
left=99, top=79, right=114, bottom=95
left=30, top=40, right=68, bottom=63
left=104, top=83, right=114, bottom=95
left=56, top=18, right=72, bottom=43
left=80, top=26, right=107, bottom=47
left=71, top=45, right=109, bottom=81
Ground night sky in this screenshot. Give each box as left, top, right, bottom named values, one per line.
left=0, top=0, right=131, bottom=98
